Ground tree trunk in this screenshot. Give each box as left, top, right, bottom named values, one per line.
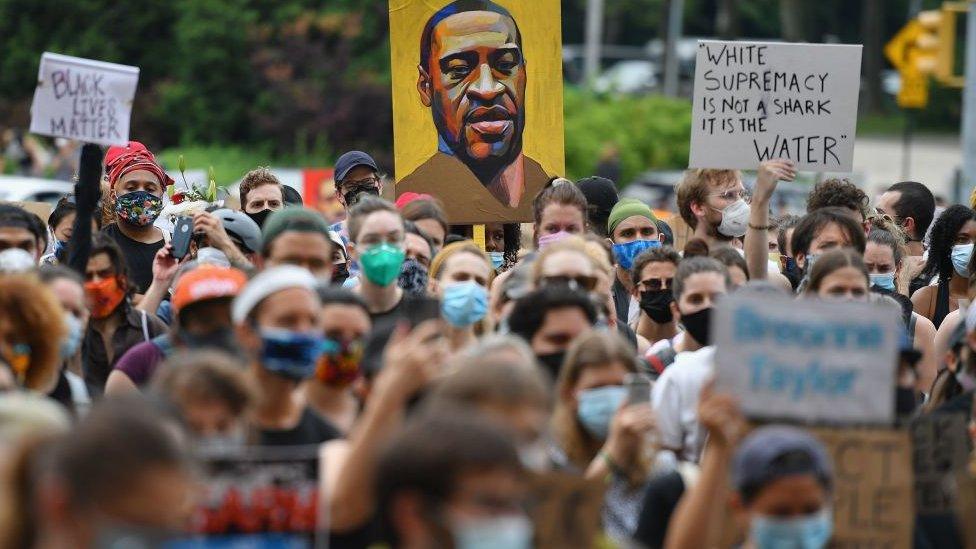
left=716, top=0, right=739, bottom=39
left=861, top=0, right=885, bottom=114
left=779, top=0, right=804, bottom=42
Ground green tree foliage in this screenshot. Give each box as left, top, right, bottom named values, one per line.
left=564, top=87, right=691, bottom=183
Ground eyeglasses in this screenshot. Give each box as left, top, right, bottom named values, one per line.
left=709, top=189, right=748, bottom=202
left=540, top=274, right=598, bottom=292
left=637, top=277, right=673, bottom=291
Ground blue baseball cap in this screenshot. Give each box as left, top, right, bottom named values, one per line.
left=335, top=151, right=379, bottom=182
left=732, top=425, right=832, bottom=496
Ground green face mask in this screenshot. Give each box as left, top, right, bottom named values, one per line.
left=359, top=243, right=406, bottom=287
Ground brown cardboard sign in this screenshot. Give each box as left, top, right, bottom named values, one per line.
left=911, top=413, right=970, bottom=515
left=812, top=428, right=913, bottom=549
left=2, top=200, right=53, bottom=223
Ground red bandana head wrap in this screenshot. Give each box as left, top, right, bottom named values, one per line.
left=105, top=141, right=174, bottom=188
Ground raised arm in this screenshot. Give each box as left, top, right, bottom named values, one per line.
left=67, top=144, right=103, bottom=276
left=326, top=320, right=448, bottom=532
left=744, top=159, right=796, bottom=280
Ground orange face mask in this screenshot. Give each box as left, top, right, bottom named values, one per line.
left=85, top=277, right=125, bottom=319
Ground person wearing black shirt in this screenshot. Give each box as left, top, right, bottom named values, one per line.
left=345, top=197, right=409, bottom=322
left=69, top=141, right=171, bottom=295
left=232, top=265, right=341, bottom=446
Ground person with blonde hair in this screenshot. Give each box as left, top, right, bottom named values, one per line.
left=550, top=330, right=655, bottom=541
left=428, top=240, right=495, bottom=352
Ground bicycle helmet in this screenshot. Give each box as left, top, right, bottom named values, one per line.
left=212, top=208, right=262, bottom=254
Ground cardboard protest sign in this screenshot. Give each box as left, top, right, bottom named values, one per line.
left=526, top=472, right=604, bottom=549
left=813, top=427, right=913, bottom=548
left=177, top=445, right=322, bottom=545
left=389, top=0, right=564, bottom=224
left=689, top=41, right=862, bottom=171
left=718, top=426, right=913, bottom=548
left=911, top=413, right=971, bottom=515
left=30, top=52, right=139, bottom=147
left=713, top=294, right=900, bottom=425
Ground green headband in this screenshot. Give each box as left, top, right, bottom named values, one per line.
left=607, top=198, right=657, bottom=235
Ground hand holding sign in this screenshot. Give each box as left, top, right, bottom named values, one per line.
left=753, top=158, right=797, bottom=205
left=30, top=52, right=139, bottom=147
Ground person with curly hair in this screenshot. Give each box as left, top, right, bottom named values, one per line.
left=912, top=205, right=976, bottom=327
left=0, top=273, right=67, bottom=393
left=805, top=178, right=869, bottom=229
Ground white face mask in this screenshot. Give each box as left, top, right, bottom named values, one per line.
left=717, top=199, right=751, bottom=238
left=453, top=515, right=533, bottom=549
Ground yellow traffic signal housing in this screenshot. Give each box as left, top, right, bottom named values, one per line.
left=935, top=2, right=967, bottom=87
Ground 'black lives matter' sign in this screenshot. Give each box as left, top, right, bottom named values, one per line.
left=690, top=41, right=862, bottom=172
left=30, top=52, right=139, bottom=147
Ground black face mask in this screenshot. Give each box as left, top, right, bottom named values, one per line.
left=246, top=208, right=272, bottom=229
left=895, top=387, right=920, bottom=417
left=332, top=263, right=350, bottom=286
left=681, top=307, right=713, bottom=346
left=639, top=290, right=674, bottom=324
left=536, top=351, right=567, bottom=382
left=343, top=185, right=379, bottom=208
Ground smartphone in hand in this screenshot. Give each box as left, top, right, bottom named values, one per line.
left=624, top=373, right=653, bottom=405
left=171, top=217, right=194, bottom=260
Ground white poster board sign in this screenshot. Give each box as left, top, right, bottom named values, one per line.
left=713, top=294, right=899, bottom=425
left=689, top=41, right=862, bottom=171
left=29, top=52, right=139, bottom=147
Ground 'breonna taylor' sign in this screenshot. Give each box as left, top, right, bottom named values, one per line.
left=689, top=40, right=862, bottom=172
left=713, top=293, right=899, bottom=425
left=30, top=52, right=139, bottom=147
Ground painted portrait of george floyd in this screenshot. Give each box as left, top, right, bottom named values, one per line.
left=390, top=0, right=565, bottom=224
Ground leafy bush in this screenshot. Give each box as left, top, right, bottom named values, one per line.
left=563, top=87, right=692, bottom=185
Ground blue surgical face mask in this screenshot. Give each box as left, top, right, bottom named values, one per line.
left=488, top=251, right=505, bottom=271
left=59, top=313, right=84, bottom=360
left=576, top=385, right=627, bottom=440
left=453, top=515, right=533, bottom=549
left=869, top=272, right=896, bottom=292
left=612, top=239, right=661, bottom=270
left=952, top=243, right=973, bottom=277
left=441, top=281, right=489, bottom=327
left=259, top=328, right=325, bottom=381
left=750, top=508, right=833, bottom=549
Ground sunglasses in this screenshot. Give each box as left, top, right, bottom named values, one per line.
left=638, top=277, right=673, bottom=291
left=540, top=274, right=598, bottom=292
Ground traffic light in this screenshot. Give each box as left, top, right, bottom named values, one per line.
left=885, top=2, right=969, bottom=108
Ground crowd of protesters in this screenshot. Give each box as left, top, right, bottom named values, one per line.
left=0, top=138, right=973, bottom=549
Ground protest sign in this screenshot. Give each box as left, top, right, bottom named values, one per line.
left=713, top=294, right=900, bottom=425
left=911, top=413, right=971, bottom=515
left=813, top=428, right=913, bottom=548
left=689, top=41, right=862, bottom=171
left=176, top=445, right=322, bottom=546
left=390, top=0, right=563, bottom=224
left=30, top=52, right=139, bottom=147
left=719, top=427, right=913, bottom=548
left=527, top=472, right=604, bottom=549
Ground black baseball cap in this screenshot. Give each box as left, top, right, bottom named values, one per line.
left=335, top=151, right=379, bottom=182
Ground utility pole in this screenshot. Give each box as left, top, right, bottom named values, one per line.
left=663, top=0, right=684, bottom=97
left=962, top=2, right=976, bottom=203
left=902, top=0, right=923, bottom=181
left=583, top=0, right=604, bottom=85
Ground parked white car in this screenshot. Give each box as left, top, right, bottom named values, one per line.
left=0, top=175, right=73, bottom=204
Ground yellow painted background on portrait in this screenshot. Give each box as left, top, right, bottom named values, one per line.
left=389, top=0, right=565, bottom=182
